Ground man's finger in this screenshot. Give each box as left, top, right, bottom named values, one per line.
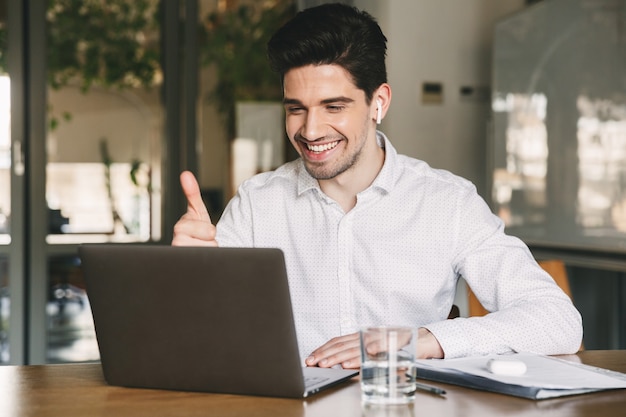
left=306, top=333, right=362, bottom=368
left=180, top=171, right=211, bottom=222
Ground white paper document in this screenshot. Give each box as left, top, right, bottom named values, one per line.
left=414, top=353, right=626, bottom=400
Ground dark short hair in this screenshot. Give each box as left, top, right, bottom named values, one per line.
left=267, top=3, right=387, bottom=103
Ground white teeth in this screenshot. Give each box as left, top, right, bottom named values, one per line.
left=307, top=141, right=338, bottom=153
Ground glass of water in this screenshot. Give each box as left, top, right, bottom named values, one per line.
left=360, top=326, right=418, bottom=405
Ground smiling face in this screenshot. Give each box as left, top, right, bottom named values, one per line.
left=283, top=64, right=385, bottom=183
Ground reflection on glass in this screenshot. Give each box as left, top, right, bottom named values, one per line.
left=0, top=75, right=10, bottom=244
left=47, top=255, right=98, bottom=363
left=492, top=93, right=626, bottom=242
left=491, top=0, right=626, bottom=252
left=45, top=1, right=162, bottom=362
left=577, top=96, right=626, bottom=233
left=46, top=88, right=162, bottom=244
left=46, top=0, right=162, bottom=244
left=0, top=0, right=10, bottom=364
left=47, top=162, right=151, bottom=241
left=492, top=93, right=548, bottom=228
left=0, top=256, right=8, bottom=364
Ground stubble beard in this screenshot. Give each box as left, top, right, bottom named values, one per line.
left=301, top=121, right=371, bottom=180
left=305, top=144, right=360, bottom=180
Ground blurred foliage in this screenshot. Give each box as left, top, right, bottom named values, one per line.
left=200, top=0, right=296, bottom=138
left=0, top=1, right=160, bottom=88
left=46, top=0, right=161, bottom=92
left=46, top=0, right=161, bottom=131
left=0, top=0, right=294, bottom=137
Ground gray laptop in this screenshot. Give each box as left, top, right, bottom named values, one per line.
left=79, top=244, right=358, bottom=398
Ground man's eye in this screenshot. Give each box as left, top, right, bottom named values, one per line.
left=286, top=107, right=304, bottom=114
left=327, top=105, right=344, bottom=112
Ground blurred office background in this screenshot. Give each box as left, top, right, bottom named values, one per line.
left=0, top=0, right=624, bottom=365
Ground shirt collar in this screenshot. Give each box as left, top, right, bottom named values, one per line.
left=296, top=130, right=398, bottom=196
left=370, top=131, right=397, bottom=194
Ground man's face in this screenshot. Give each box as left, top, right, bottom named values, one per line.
left=282, top=64, right=377, bottom=181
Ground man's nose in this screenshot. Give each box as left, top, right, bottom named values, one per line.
left=301, top=109, right=325, bottom=141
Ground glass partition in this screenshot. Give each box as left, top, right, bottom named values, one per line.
left=491, top=0, right=626, bottom=253
left=47, top=255, right=97, bottom=363
left=0, top=75, right=9, bottom=244
left=45, top=0, right=163, bottom=245
left=0, top=256, right=7, bottom=363
left=43, top=0, right=163, bottom=362
left=0, top=0, right=293, bottom=365
left=0, top=0, right=11, bottom=364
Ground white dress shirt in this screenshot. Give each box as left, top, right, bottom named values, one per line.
left=215, top=132, right=583, bottom=362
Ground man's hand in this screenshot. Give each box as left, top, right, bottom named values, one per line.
left=416, top=327, right=444, bottom=359
left=171, top=171, right=218, bottom=246
left=305, top=328, right=444, bottom=369
left=305, top=333, right=362, bottom=369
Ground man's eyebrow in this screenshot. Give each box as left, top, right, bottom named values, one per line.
left=283, top=98, right=303, bottom=105
left=320, top=96, right=355, bottom=105
left=282, top=97, right=355, bottom=105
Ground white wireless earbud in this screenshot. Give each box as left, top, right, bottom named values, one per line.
left=376, top=99, right=382, bottom=124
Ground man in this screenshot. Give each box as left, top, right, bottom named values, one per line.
left=173, top=3, right=582, bottom=369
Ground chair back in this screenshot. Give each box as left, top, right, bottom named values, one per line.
left=466, top=259, right=583, bottom=350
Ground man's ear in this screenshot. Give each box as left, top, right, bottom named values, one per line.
left=373, top=83, right=392, bottom=124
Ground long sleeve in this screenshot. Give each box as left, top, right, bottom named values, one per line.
left=424, top=187, right=583, bottom=358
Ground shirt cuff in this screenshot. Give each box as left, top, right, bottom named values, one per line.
left=422, top=320, right=472, bottom=359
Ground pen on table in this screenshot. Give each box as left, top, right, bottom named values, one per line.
left=408, top=370, right=446, bottom=396
left=415, top=381, right=446, bottom=396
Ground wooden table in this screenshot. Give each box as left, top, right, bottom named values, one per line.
left=2, top=350, right=625, bottom=417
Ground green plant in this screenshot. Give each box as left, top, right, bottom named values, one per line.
left=0, top=1, right=161, bottom=128
left=46, top=0, right=160, bottom=92
left=45, top=0, right=161, bottom=130
left=1, top=0, right=294, bottom=137
left=200, top=1, right=295, bottom=138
